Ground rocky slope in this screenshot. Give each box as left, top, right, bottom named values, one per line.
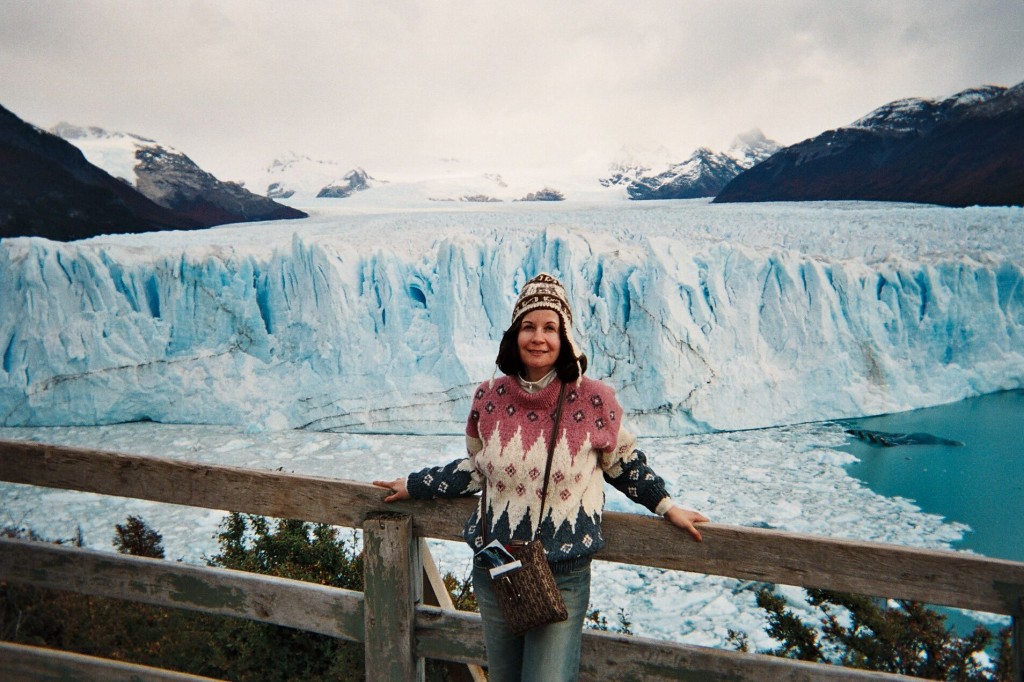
left=1, top=105, right=202, bottom=241
left=53, top=123, right=306, bottom=225
left=714, top=82, right=1024, bottom=207
left=606, top=130, right=780, bottom=200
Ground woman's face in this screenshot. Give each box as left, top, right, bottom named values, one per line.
left=517, top=308, right=562, bottom=381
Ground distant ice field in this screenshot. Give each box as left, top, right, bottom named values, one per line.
left=1, top=419, right=1003, bottom=651
left=84, top=198, right=1023, bottom=265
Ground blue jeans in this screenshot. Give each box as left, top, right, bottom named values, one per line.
left=472, top=559, right=591, bottom=682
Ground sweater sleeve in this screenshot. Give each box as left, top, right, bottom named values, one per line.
left=406, top=391, right=487, bottom=500
left=598, top=390, right=673, bottom=515
left=406, top=456, right=482, bottom=499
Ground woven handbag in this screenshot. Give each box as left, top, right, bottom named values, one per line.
left=490, top=538, right=568, bottom=635
left=482, top=382, right=569, bottom=636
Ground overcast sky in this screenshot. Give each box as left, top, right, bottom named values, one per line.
left=2, top=1, right=1023, bottom=182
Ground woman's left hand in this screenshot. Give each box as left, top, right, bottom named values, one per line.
left=665, top=506, right=709, bottom=542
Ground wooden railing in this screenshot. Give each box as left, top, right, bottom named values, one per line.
left=0, top=439, right=1021, bottom=681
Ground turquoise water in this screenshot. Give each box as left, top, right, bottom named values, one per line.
left=838, top=389, right=1023, bottom=564
left=837, top=389, right=1023, bottom=636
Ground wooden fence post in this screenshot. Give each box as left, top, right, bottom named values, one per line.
left=1013, top=598, right=1022, bottom=682
left=363, top=512, right=424, bottom=682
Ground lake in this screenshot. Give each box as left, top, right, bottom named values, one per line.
left=839, top=388, right=1024, bottom=564
left=838, top=388, right=1023, bottom=637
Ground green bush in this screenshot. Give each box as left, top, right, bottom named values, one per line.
left=728, top=585, right=1013, bottom=681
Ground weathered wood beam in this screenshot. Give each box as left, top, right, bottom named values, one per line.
left=576, top=629, right=922, bottom=682
left=363, top=512, right=424, bottom=682
left=0, top=438, right=470, bottom=541
left=413, top=606, right=920, bottom=682
left=0, top=536, right=364, bottom=641
left=600, top=512, right=1024, bottom=616
left=0, top=642, right=224, bottom=681
left=419, top=539, right=487, bottom=682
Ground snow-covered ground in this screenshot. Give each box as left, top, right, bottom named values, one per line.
left=1, top=419, right=1002, bottom=651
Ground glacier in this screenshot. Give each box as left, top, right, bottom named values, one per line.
left=1, top=198, right=1022, bottom=435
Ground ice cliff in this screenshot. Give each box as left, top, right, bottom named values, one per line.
left=1, top=201, right=1022, bottom=436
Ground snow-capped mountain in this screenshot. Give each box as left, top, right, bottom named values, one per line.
left=1, top=105, right=202, bottom=241
left=250, top=138, right=778, bottom=206
left=249, top=152, right=614, bottom=205
left=247, top=152, right=351, bottom=200
left=600, top=144, right=677, bottom=188
left=715, top=81, right=1024, bottom=207
left=317, top=167, right=381, bottom=198
left=608, top=130, right=781, bottom=200
left=727, top=128, right=781, bottom=167
left=52, top=123, right=305, bottom=225
left=848, top=85, right=1005, bottom=136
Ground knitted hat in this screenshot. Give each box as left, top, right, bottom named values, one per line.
left=510, top=273, right=583, bottom=361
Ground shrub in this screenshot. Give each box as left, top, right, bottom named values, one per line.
left=113, top=515, right=165, bottom=558
left=729, top=585, right=1013, bottom=681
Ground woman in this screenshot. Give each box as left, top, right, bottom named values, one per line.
left=374, top=272, right=707, bottom=682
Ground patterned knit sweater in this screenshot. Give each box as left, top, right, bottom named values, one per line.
left=406, top=375, right=675, bottom=569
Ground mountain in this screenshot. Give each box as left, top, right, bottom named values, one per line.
left=317, top=168, right=380, bottom=198
left=1, top=104, right=204, bottom=241
left=248, top=152, right=349, bottom=200
left=610, top=130, right=781, bottom=200
left=53, top=124, right=306, bottom=225
left=714, top=82, right=1024, bottom=207
left=600, top=144, right=676, bottom=189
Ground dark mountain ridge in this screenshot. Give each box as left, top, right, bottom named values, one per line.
left=1, top=105, right=307, bottom=242
left=714, top=82, right=1024, bottom=207
left=1, top=104, right=203, bottom=241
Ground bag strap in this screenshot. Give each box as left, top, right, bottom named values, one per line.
left=535, top=380, right=567, bottom=538
left=482, top=380, right=567, bottom=545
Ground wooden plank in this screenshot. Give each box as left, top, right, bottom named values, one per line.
left=576, top=629, right=922, bottom=681
left=0, top=438, right=471, bottom=540
left=411, top=608, right=917, bottom=682
left=0, top=544, right=921, bottom=682
left=3, top=439, right=1024, bottom=614
left=0, top=641, right=224, bottom=681
left=414, top=605, right=488, bottom=665
left=363, top=512, right=424, bottom=682
left=419, top=539, right=487, bottom=682
left=0, top=536, right=365, bottom=641
left=600, top=510, right=1024, bottom=615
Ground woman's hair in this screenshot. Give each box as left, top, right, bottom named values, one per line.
left=495, top=314, right=588, bottom=382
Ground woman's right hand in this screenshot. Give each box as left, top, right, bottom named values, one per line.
left=372, top=477, right=411, bottom=503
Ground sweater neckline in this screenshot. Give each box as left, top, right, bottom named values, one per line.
left=517, top=368, right=558, bottom=394
left=503, top=373, right=565, bottom=406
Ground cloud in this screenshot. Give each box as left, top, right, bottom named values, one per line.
left=1, top=0, right=1021, bottom=181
